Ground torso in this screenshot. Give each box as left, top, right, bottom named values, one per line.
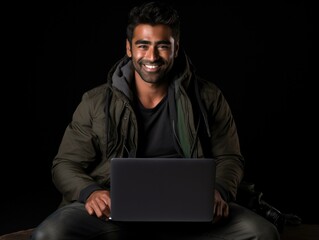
left=135, top=94, right=180, bottom=157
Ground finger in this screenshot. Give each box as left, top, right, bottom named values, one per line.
left=98, top=191, right=111, bottom=209
left=216, top=202, right=223, bottom=217
left=91, top=200, right=104, bottom=218
left=107, top=197, right=111, bottom=209
left=97, top=198, right=112, bottom=218
left=224, top=203, right=229, bottom=217
left=214, top=202, right=217, bottom=215
left=85, top=200, right=103, bottom=217
left=85, top=203, right=94, bottom=215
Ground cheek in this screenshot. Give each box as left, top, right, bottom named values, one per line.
left=132, top=51, right=145, bottom=61
left=161, top=52, right=175, bottom=61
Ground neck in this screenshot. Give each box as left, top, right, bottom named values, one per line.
left=135, top=77, right=169, bottom=109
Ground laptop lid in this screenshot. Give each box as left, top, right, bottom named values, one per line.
left=109, top=157, right=215, bottom=222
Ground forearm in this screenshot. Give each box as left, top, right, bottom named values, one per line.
left=215, top=157, right=244, bottom=201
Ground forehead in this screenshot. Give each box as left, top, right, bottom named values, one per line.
left=132, top=24, right=174, bottom=42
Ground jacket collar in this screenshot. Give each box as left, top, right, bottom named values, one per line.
left=108, top=51, right=195, bottom=101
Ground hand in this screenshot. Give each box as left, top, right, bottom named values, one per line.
left=212, top=190, right=229, bottom=223
left=85, top=190, right=111, bottom=219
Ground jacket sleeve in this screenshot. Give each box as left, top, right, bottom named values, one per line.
left=204, top=82, right=245, bottom=202
left=51, top=91, right=106, bottom=203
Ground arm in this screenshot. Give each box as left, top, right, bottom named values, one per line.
left=201, top=81, right=244, bottom=221
left=205, top=84, right=245, bottom=202
left=51, top=88, right=110, bottom=209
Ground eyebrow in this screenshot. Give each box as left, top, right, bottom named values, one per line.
left=134, top=40, right=172, bottom=45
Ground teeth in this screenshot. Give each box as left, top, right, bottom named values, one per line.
left=145, top=64, right=158, bottom=69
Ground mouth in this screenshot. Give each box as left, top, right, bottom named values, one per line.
left=142, top=63, right=161, bottom=72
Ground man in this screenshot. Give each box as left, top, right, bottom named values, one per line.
left=31, top=2, right=280, bottom=239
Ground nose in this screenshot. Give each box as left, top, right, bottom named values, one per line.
left=145, top=46, right=159, bottom=62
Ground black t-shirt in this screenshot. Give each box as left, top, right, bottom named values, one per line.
left=135, top=95, right=180, bottom=158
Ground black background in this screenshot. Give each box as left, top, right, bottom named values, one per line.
left=2, top=0, right=317, bottom=235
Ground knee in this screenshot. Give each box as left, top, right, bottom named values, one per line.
left=30, top=225, right=62, bottom=240
left=249, top=220, right=280, bottom=240
left=30, top=228, right=47, bottom=240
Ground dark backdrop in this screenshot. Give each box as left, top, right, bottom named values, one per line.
left=2, top=0, right=317, bottom=235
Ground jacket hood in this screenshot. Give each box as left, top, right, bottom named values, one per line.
left=109, top=56, right=135, bottom=101
left=108, top=50, right=196, bottom=101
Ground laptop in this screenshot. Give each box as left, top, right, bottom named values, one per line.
left=109, top=157, right=216, bottom=222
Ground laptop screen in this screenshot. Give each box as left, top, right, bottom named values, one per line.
left=109, top=157, right=216, bottom=222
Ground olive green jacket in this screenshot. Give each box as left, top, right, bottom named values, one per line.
left=52, top=53, right=244, bottom=207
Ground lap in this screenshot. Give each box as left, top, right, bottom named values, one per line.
left=30, top=202, right=125, bottom=240
left=31, top=202, right=280, bottom=240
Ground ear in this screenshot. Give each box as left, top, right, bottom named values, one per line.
left=126, top=39, right=132, bottom=57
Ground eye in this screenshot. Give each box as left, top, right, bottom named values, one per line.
left=137, top=45, right=148, bottom=50
left=158, top=44, right=170, bottom=50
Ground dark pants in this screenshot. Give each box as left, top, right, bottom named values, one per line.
left=30, top=202, right=280, bottom=240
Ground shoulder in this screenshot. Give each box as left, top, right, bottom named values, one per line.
left=73, top=83, right=112, bottom=116
left=79, top=83, right=115, bottom=106
left=196, top=76, right=223, bottom=100
left=83, top=83, right=110, bottom=99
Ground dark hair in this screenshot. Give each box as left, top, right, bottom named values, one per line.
left=126, top=1, right=180, bottom=44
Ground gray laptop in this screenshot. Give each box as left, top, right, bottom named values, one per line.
left=109, top=157, right=216, bottom=222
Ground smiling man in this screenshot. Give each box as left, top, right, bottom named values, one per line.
left=30, top=2, right=280, bottom=240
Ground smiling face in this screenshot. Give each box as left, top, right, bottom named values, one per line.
left=126, top=24, right=179, bottom=85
